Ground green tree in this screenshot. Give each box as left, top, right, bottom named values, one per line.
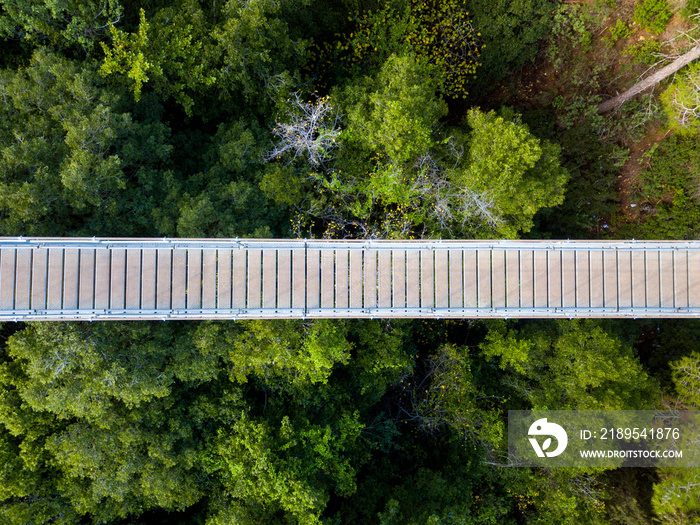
left=453, top=108, right=568, bottom=237
left=99, top=5, right=216, bottom=116
left=0, top=48, right=175, bottom=236
left=0, top=322, right=239, bottom=522
left=205, top=411, right=362, bottom=524
left=481, top=320, right=659, bottom=410
left=467, top=0, right=556, bottom=90
left=0, top=0, right=123, bottom=52
left=398, top=343, right=504, bottom=449
left=345, top=53, right=448, bottom=164
left=651, top=353, right=700, bottom=524
left=660, top=63, right=700, bottom=133
left=333, top=0, right=481, bottom=97
left=98, top=0, right=310, bottom=116
left=264, top=56, right=567, bottom=239
left=173, top=118, right=286, bottom=238
left=195, top=319, right=352, bottom=391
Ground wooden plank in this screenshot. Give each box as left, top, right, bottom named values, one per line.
left=589, top=251, right=604, bottom=308
left=47, top=248, right=64, bottom=310
left=306, top=249, right=321, bottom=310
left=547, top=250, right=562, bottom=308
left=533, top=250, right=548, bottom=308
left=420, top=249, right=434, bottom=308
left=31, top=248, right=48, bottom=310
left=156, top=249, right=172, bottom=310
left=631, top=250, right=647, bottom=308
left=505, top=250, right=520, bottom=308
left=617, top=250, right=632, bottom=309
left=448, top=249, right=462, bottom=308
left=463, top=250, right=477, bottom=308
left=232, top=249, right=247, bottom=309
left=393, top=250, right=406, bottom=308
left=688, top=250, right=700, bottom=308
left=262, top=249, right=277, bottom=309
left=434, top=250, right=449, bottom=308
left=77, top=249, right=95, bottom=310
left=141, top=249, right=157, bottom=310
left=349, top=250, right=363, bottom=309
left=675, top=249, right=689, bottom=308
left=477, top=250, right=491, bottom=308
left=334, top=250, right=349, bottom=309
left=202, top=249, right=218, bottom=309
left=171, top=249, right=187, bottom=310
left=291, top=248, right=305, bottom=309
left=561, top=250, right=576, bottom=308
left=491, top=249, right=506, bottom=309
left=646, top=250, right=661, bottom=309
left=0, top=249, right=15, bottom=310
left=277, top=249, right=292, bottom=309
left=321, top=249, right=335, bottom=309
left=575, top=250, right=590, bottom=308
left=378, top=250, right=392, bottom=308
left=124, top=249, right=141, bottom=310
left=406, top=250, right=420, bottom=308
left=291, top=248, right=306, bottom=309
left=94, top=249, right=110, bottom=310
left=520, top=250, right=534, bottom=309
left=603, top=250, right=618, bottom=309
left=247, top=249, right=262, bottom=309
left=364, top=249, right=377, bottom=309
left=186, top=249, right=202, bottom=310
left=217, top=249, right=232, bottom=310
left=14, top=248, right=31, bottom=311
left=62, top=249, right=79, bottom=311
left=659, top=250, right=675, bottom=308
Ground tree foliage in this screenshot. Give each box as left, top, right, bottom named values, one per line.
left=99, top=6, right=216, bottom=115
left=263, top=55, right=567, bottom=239
left=651, top=353, right=700, bottom=523
left=0, top=0, right=682, bottom=522
left=481, top=320, right=659, bottom=410
left=0, top=0, right=123, bottom=51
left=0, top=48, right=173, bottom=235
left=327, top=0, right=480, bottom=97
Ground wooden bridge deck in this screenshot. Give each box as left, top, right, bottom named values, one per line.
left=1, top=238, right=699, bottom=320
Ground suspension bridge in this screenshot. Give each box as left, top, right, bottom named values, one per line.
left=0, top=238, right=698, bottom=320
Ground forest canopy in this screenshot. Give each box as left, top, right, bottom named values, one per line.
left=1, top=0, right=699, bottom=523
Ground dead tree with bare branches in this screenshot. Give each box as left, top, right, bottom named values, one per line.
left=264, top=92, right=341, bottom=166
left=598, top=45, right=700, bottom=113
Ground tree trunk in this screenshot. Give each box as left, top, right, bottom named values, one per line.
left=597, top=45, right=700, bottom=113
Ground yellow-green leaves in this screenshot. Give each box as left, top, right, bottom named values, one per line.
left=481, top=320, right=659, bottom=410
left=336, top=0, right=481, bottom=97
left=456, top=109, right=568, bottom=237
left=99, top=6, right=216, bottom=115
left=348, top=54, right=447, bottom=164
left=99, top=9, right=151, bottom=102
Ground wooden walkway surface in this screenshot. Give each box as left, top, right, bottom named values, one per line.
left=0, top=238, right=699, bottom=320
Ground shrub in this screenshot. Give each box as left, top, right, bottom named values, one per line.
left=623, top=39, right=662, bottom=65
left=660, top=63, right=700, bottom=131
left=682, top=0, right=700, bottom=19
left=632, top=0, right=672, bottom=34
left=608, top=19, right=631, bottom=43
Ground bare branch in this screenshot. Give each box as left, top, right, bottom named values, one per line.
left=264, top=92, right=341, bottom=167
